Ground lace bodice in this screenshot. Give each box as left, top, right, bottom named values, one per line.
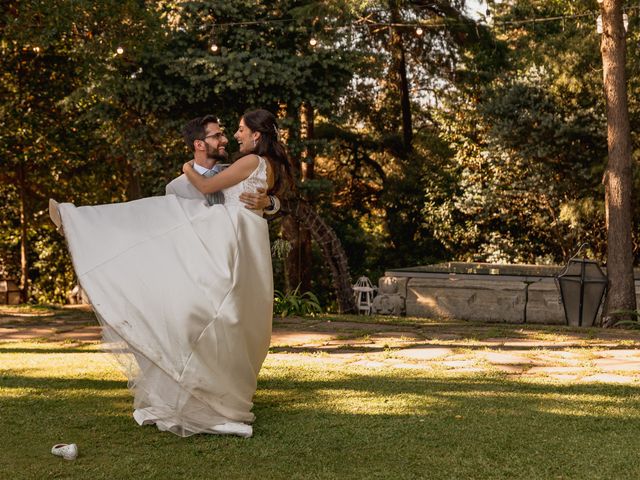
left=223, top=156, right=268, bottom=214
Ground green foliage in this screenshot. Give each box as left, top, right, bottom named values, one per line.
left=608, top=309, right=640, bottom=329
left=429, top=0, right=640, bottom=265
left=0, top=0, right=359, bottom=302
left=273, top=285, right=322, bottom=317
left=6, top=0, right=640, bottom=304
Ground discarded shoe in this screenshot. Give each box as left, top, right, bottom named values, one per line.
left=51, top=443, right=78, bottom=461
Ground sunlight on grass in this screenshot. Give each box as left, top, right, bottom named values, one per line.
left=2, top=340, right=640, bottom=479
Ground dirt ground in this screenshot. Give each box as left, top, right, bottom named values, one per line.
left=2, top=305, right=640, bottom=383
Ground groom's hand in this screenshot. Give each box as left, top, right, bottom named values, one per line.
left=239, top=188, right=271, bottom=210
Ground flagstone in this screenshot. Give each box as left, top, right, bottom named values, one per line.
left=476, top=351, right=537, bottom=365
left=440, top=360, right=478, bottom=369
left=580, top=374, right=637, bottom=384
left=527, top=366, right=590, bottom=374
left=589, top=358, right=640, bottom=372
left=395, top=347, right=453, bottom=360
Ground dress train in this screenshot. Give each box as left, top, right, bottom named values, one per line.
left=52, top=194, right=273, bottom=437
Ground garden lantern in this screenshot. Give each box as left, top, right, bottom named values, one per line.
left=353, top=276, right=376, bottom=315
left=555, top=244, right=608, bottom=327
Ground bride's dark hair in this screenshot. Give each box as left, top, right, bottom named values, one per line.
left=242, top=109, right=294, bottom=196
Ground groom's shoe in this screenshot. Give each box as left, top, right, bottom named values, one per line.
left=211, top=422, right=253, bottom=438
left=49, top=199, right=63, bottom=234
left=133, top=408, right=157, bottom=426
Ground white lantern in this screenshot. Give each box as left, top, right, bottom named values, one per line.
left=352, top=276, right=376, bottom=315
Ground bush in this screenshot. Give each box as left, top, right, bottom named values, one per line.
left=273, top=286, right=322, bottom=317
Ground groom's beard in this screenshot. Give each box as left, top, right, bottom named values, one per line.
left=206, top=144, right=228, bottom=162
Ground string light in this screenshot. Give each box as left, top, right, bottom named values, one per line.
left=116, top=46, right=124, bottom=55
left=201, top=5, right=640, bottom=31
left=192, top=5, right=640, bottom=54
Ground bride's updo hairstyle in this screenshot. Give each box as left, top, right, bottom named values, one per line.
left=242, top=109, right=294, bottom=196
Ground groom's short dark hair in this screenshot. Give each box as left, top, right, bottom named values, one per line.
left=182, top=115, right=219, bottom=151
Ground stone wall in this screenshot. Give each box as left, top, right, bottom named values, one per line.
left=403, top=274, right=564, bottom=324
left=375, top=263, right=640, bottom=325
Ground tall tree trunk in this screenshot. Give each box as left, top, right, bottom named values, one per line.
left=283, top=219, right=312, bottom=292
left=283, top=105, right=312, bottom=292
left=301, top=102, right=315, bottom=180
left=17, top=160, right=28, bottom=302
left=389, top=1, right=413, bottom=153
left=600, top=0, right=636, bottom=326
left=126, top=160, right=142, bottom=200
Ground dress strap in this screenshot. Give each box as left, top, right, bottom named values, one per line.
left=254, top=155, right=267, bottom=177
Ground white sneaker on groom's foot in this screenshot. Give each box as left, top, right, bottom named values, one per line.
left=211, top=422, right=253, bottom=438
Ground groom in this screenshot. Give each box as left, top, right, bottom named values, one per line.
left=167, top=114, right=279, bottom=213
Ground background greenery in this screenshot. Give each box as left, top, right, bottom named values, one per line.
left=2, top=0, right=639, bottom=306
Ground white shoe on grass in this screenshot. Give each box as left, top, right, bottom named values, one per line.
left=51, top=443, right=78, bottom=460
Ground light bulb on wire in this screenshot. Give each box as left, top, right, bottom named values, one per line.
left=210, top=43, right=219, bottom=52
left=116, top=46, right=124, bottom=55
left=309, top=37, right=318, bottom=47
left=415, top=27, right=423, bottom=36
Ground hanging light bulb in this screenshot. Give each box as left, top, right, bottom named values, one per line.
left=209, top=22, right=220, bottom=53
left=116, top=46, right=124, bottom=55
left=33, top=46, right=41, bottom=53
left=415, top=27, right=424, bottom=36
left=309, top=37, right=318, bottom=46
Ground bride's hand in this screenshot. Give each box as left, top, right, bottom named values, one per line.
left=182, top=161, right=194, bottom=174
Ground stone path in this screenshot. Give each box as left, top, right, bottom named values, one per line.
left=2, top=306, right=640, bottom=383
left=268, top=318, right=640, bottom=383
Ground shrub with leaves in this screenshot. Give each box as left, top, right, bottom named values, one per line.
left=273, top=285, right=322, bottom=317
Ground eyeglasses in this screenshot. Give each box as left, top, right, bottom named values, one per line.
left=203, top=132, right=226, bottom=140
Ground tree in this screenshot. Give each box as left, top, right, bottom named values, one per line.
left=434, top=1, right=627, bottom=267
left=0, top=0, right=152, bottom=301
left=599, top=0, right=636, bottom=325
left=1, top=0, right=363, bottom=307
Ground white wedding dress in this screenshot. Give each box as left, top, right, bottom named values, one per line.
left=52, top=157, right=273, bottom=437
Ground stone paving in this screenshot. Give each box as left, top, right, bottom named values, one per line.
left=2, top=306, right=640, bottom=383
left=267, top=318, right=640, bottom=383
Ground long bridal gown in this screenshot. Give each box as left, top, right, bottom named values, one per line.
left=52, top=157, right=273, bottom=437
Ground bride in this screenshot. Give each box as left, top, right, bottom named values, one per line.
left=50, top=109, right=293, bottom=438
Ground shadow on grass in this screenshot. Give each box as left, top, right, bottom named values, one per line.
left=0, top=373, right=126, bottom=391
left=4, top=369, right=639, bottom=410
left=0, top=346, right=103, bottom=354
left=258, top=372, right=640, bottom=401
left=269, top=342, right=640, bottom=355
left=2, top=369, right=640, bottom=479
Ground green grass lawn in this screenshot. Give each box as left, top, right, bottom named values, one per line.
left=1, top=336, right=640, bottom=480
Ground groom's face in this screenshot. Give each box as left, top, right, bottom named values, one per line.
left=203, top=122, right=229, bottom=162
